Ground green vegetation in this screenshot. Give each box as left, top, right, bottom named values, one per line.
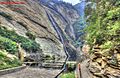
left=85, top=0, right=120, bottom=52
left=66, top=62, right=76, bottom=72
left=82, top=0, right=120, bottom=77
left=60, top=72, right=75, bottom=78
left=0, top=36, right=18, bottom=54
left=0, top=26, right=40, bottom=53
left=0, top=50, right=21, bottom=70
left=72, top=17, right=85, bottom=47
left=0, top=26, right=40, bottom=70
left=60, top=62, right=76, bottom=78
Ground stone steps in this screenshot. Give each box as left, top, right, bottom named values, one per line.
left=42, top=62, right=64, bottom=69
left=24, top=61, right=64, bottom=69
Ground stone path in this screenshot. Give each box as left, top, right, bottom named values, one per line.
left=0, top=67, right=61, bottom=78
left=81, top=59, right=93, bottom=78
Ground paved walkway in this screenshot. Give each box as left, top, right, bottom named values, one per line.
left=81, top=59, right=93, bottom=78
left=0, top=67, right=61, bottom=78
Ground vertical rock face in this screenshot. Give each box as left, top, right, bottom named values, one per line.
left=0, top=0, right=80, bottom=60
left=40, top=0, right=81, bottom=60
left=74, top=0, right=86, bottom=16
left=41, top=0, right=80, bottom=40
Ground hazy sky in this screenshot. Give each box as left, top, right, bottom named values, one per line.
left=62, top=0, right=80, bottom=5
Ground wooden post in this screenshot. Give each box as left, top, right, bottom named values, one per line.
left=75, top=63, right=82, bottom=78
left=78, top=63, right=82, bottom=78
left=18, top=44, right=25, bottom=62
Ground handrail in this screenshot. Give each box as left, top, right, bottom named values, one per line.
left=55, top=46, right=69, bottom=78
left=41, top=3, right=70, bottom=77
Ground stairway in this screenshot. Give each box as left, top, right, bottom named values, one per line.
left=41, top=61, right=64, bottom=69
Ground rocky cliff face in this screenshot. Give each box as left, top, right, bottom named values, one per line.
left=41, top=0, right=80, bottom=39
left=84, top=0, right=120, bottom=77
left=0, top=0, right=80, bottom=61
left=40, top=0, right=81, bottom=60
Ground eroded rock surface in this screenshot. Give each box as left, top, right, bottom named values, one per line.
left=0, top=0, right=80, bottom=59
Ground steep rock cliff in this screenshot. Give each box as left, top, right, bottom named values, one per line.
left=0, top=0, right=80, bottom=61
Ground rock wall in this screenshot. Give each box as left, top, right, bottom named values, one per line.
left=88, top=45, right=120, bottom=78
left=0, top=0, right=80, bottom=60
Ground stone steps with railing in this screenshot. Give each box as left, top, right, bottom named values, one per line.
left=41, top=62, right=64, bottom=69
left=24, top=61, right=65, bottom=69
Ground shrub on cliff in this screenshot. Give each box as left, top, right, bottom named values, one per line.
left=0, top=26, right=40, bottom=53
left=84, top=0, right=120, bottom=50
left=0, top=36, right=18, bottom=54
left=84, top=0, right=120, bottom=77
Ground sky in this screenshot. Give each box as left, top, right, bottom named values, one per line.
left=62, top=0, right=80, bottom=5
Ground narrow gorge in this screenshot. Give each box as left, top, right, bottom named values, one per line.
left=0, top=0, right=120, bottom=78
left=0, top=0, right=84, bottom=77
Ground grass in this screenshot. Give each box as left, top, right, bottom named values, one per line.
left=60, top=72, right=75, bottom=78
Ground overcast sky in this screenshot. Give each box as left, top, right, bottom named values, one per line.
left=62, top=0, right=80, bottom=5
